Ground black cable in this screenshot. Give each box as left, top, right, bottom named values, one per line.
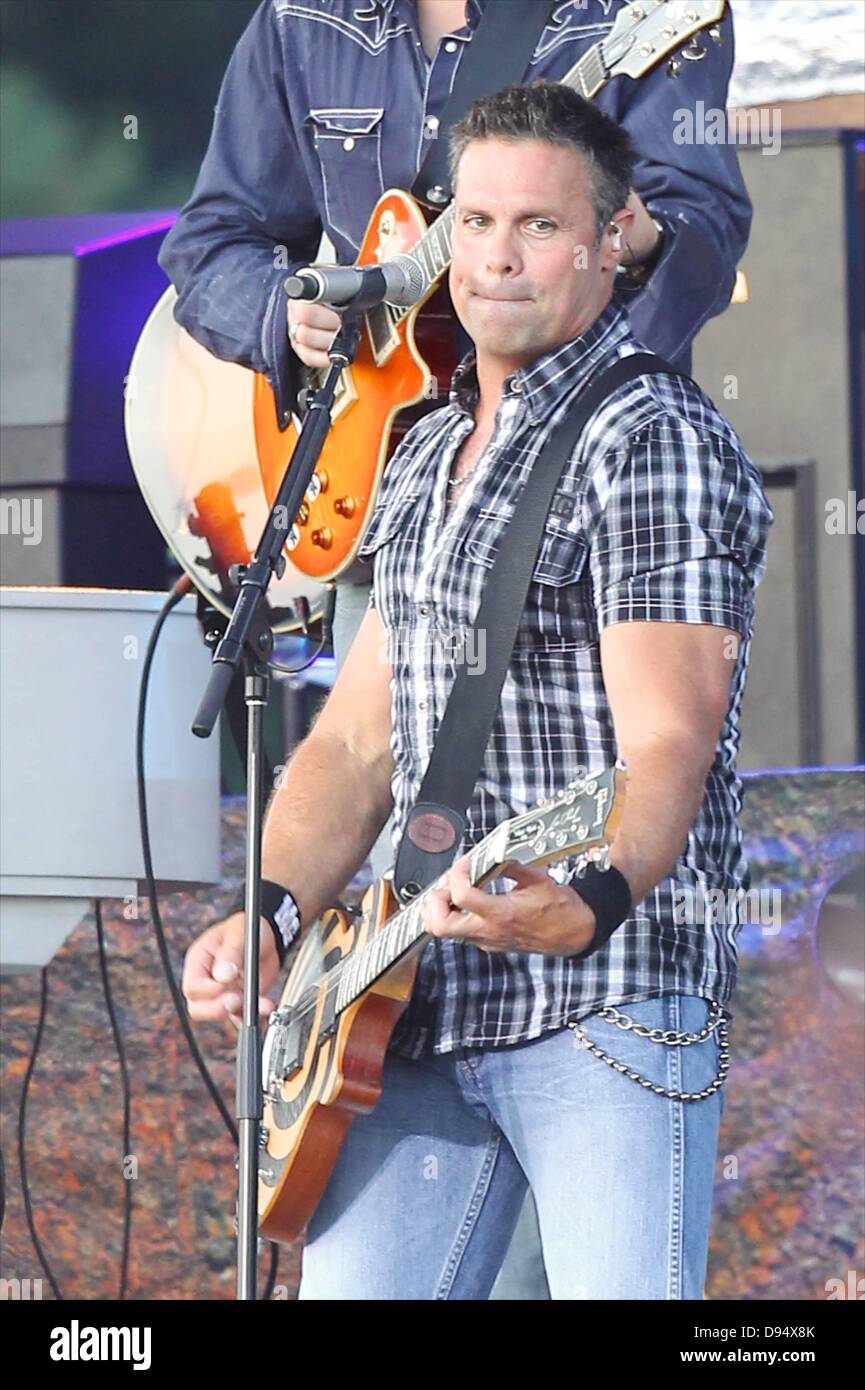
left=267, top=584, right=337, bottom=676
left=137, top=582, right=239, bottom=1137
left=18, top=968, right=63, bottom=1300
left=137, top=578, right=279, bottom=1300
left=94, top=899, right=132, bottom=1300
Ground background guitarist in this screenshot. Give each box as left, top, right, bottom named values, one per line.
left=182, top=83, right=772, bottom=1300
left=162, top=0, right=750, bottom=1297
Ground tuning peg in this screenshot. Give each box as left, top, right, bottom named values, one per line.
left=709, top=25, right=722, bottom=44
left=666, top=57, right=681, bottom=78
left=681, top=37, right=706, bottom=61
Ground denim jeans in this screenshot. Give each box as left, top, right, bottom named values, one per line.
left=297, top=993, right=727, bottom=1300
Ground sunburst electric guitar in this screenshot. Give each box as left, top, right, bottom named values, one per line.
left=257, top=762, right=626, bottom=1244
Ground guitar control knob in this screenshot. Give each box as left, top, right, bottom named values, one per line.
left=311, top=527, right=333, bottom=549
left=297, top=502, right=309, bottom=525
left=333, top=496, right=356, bottom=517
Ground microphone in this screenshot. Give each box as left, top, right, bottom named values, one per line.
left=283, top=254, right=427, bottom=310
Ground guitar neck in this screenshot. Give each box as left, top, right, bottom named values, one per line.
left=333, top=833, right=497, bottom=1014
left=333, top=765, right=624, bottom=1016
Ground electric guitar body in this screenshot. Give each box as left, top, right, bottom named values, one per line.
left=253, top=189, right=459, bottom=582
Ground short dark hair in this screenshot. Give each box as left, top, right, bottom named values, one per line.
left=447, top=80, right=633, bottom=239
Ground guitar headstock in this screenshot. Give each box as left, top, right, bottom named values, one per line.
left=484, top=761, right=627, bottom=879
left=603, top=0, right=726, bottom=82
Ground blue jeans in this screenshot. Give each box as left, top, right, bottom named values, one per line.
left=297, top=993, right=727, bottom=1300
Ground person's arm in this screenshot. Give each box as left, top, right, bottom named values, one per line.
left=602, top=2, right=752, bottom=363
left=579, top=409, right=772, bottom=900
left=260, top=605, right=395, bottom=926
left=595, top=620, right=736, bottom=906
left=157, top=0, right=322, bottom=424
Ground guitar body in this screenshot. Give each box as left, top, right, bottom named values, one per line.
left=257, top=875, right=420, bottom=1244
left=253, top=188, right=459, bottom=582
left=124, top=287, right=326, bottom=630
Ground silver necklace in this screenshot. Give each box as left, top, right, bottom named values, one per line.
left=447, top=465, right=478, bottom=489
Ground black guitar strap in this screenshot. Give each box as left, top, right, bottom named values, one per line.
left=410, top=0, right=559, bottom=210
left=392, top=353, right=687, bottom=902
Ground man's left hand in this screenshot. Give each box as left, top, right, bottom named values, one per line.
left=421, top=854, right=597, bottom=957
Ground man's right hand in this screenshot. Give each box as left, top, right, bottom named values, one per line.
left=286, top=299, right=342, bottom=371
left=182, top=913, right=281, bottom=1028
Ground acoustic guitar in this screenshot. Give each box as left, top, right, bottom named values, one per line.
left=257, top=761, right=626, bottom=1244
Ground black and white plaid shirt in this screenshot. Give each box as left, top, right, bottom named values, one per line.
left=358, top=301, right=773, bottom=1058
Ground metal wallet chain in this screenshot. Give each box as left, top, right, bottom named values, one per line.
left=566, top=998, right=731, bottom=1103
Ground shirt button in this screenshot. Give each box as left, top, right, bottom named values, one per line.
left=444, top=39, right=458, bottom=52
left=342, top=137, right=355, bottom=152
left=418, top=699, right=428, bottom=711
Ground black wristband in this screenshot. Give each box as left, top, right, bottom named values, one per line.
left=567, top=863, right=632, bottom=961
left=227, top=880, right=302, bottom=968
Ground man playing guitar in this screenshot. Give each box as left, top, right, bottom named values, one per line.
left=161, top=1, right=750, bottom=1294
left=182, top=82, right=772, bottom=1300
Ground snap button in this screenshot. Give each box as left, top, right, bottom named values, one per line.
left=342, top=137, right=355, bottom=152
left=444, top=40, right=458, bottom=52
left=418, top=699, right=428, bottom=711
left=419, top=603, right=430, bottom=616
left=424, top=116, right=439, bottom=138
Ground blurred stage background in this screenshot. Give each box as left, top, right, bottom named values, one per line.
left=0, top=0, right=863, bottom=1300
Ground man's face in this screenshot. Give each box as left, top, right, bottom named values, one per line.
left=449, top=138, right=620, bottom=374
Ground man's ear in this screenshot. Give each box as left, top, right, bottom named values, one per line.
left=600, top=205, right=636, bottom=271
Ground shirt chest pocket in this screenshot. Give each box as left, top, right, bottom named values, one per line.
left=308, top=107, right=385, bottom=251
left=462, top=509, right=597, bottom=649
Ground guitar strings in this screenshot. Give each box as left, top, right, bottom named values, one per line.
left=265, top=785, right=606, bottom=1035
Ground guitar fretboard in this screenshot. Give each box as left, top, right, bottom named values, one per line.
left=333, top=834, right=494, bottom=1013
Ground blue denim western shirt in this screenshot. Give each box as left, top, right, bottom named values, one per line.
left=159, top=0, right=751, bottom=425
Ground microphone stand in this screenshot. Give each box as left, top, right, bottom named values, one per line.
left=191, top=303, right=365, bottom=1301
